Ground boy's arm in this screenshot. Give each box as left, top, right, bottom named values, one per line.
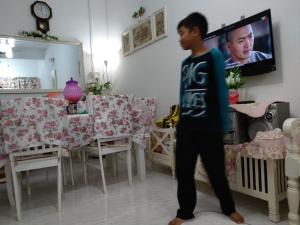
left=211, top=49, right=229, bottom=132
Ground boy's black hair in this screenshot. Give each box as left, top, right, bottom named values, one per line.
left=177, top=12, right=208, bottom=39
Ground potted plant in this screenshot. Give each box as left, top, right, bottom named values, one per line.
left=86, top=69, right=113, bottom=96
left=225, top=67, right=246, bottom=104
left=132, top=6, right=146, bottom=20
left=86, top=80, right=112, bottom=96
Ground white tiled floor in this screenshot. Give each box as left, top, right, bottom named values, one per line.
left=0, top=158, right=288, bottom=225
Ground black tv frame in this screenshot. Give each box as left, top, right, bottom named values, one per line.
left=204, top=9, right=276, bottom=76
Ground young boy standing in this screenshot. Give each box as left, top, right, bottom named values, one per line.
left=168, top=12, right=245, bottom=225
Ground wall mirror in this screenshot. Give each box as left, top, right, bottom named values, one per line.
left=0, top=35, right=84, bottom=93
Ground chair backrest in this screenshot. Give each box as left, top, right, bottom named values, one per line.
left=0, top=97, right=67, bottom=154
left=132, top=97, right=156, bottom=136
left=87, top=95, right=133, bottom=138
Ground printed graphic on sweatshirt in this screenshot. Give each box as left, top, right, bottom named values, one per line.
left=181, top=61, right=208, bottom=118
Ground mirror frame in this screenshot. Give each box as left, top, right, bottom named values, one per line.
left=0, top=34, right=85, bottom=94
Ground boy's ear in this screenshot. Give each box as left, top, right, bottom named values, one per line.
left=191, top=26, right=201, bottom=37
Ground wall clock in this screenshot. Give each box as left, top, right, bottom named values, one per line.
left=31, top=1, right=52, bottom=34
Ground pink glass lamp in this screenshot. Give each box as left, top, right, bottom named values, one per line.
left=63, top=77, right=83, bottom=104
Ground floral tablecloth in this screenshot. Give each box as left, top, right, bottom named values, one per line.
left=63, top=114, right=93, bottom=150
left=0, top=96, right=156, bottom=156
left=0, top=113, right=93, bottom=155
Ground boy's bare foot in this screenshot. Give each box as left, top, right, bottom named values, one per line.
left=229, top=211, right=245, bottom=224
left=168, top=217, right=185, bottom=225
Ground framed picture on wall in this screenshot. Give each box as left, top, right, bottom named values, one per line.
left=122, top=31, right=132, bottom=56
left=132, top=18, right=153, bottom=50
left=154, top=7, right=167, bottom=39
left=121, top=7, right=167, bottom=56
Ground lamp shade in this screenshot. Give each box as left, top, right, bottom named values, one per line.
left=63, top=77, right=83, bottom=103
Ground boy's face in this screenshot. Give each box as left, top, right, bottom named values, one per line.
left=178, top=26, right=199, bottom=50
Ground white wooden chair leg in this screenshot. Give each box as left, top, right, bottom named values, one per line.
left=113, top=154, right=118, bottom=177
left=4, top=161, right=15, bottom=207
left=10, top=161, right=22, bottom=221
left=77, top=149, right=82, bottom=162
left=62, top=157, right=67, bottom=186
left=99, top=155, right=107, bottom=193
left=134, top=143, right=146, bottom=181
left=147, top=136, right=152, bottom=170
left=132, top=144, right=137, bottom=172
left=69, top=156, right=74, bottom=186
left=97, top=141, right=107, bottom=193
left=287, top=177, right=300, bottom=225
left=57, top=156, right=62, bottom=212
left=127, top=150, right=132, bottom=186
left=26, top=171, right=31, bottom=196
left=18, top=173, right=22, bottom=204
left=82, top=150, right=87, bottom=184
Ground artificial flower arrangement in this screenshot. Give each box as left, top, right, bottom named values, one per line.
left=225, top=67, right=246, bottom=90
left=132, top=6, right=146, bottom=19
left=86, top=74, right=112, bottom=96
left=20, top=31, right=58, bottom=41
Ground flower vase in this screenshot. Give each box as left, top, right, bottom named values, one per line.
left=229, top=89, right=239, bottom=104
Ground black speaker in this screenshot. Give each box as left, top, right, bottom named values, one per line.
left=224, top=108, right=249, bottom=144
left=248, top=102, right=290, bottom=140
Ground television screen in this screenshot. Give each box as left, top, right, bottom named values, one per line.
left=204, top=9, right=276, bottom=76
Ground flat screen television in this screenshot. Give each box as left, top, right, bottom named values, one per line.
left=204, top=9, right=276, bottom=76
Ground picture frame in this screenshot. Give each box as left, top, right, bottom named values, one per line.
left=132, top=18, right=153, bottom=50
left=121, top=31, right=132, bottom=56
left=153, top=7, right=167, bottom=39
left=122, top=7, right=167, bottom=56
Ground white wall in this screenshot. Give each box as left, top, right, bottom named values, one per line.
left=107, top=0, right=300, bottom=117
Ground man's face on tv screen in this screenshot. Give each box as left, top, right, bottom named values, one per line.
left=227, top=25, right=254, bottom=62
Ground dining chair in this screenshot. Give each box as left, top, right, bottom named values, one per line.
left=0, top=100, right=15, bottom=207
left=131, top=97, right=156, bottom=178
left=0, top=155, right=15, bottom=207
left=83, top=95, right=133, bottom=193
left=132, top=97, right=156, bottom=148
left=62, top=112, right=93, bottom=185
left=1, top=97, right=66, bottom=220
left=46, top=93, right=76, bottom=186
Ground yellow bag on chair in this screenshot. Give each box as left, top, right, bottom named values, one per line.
left=155, top=104, right=180, bottom=128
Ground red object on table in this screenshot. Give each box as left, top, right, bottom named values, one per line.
left=229, top=89, right=239, bottom=104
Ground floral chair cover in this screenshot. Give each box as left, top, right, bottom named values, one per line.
left=64, top=114, right=93, bottom=149
left=88, top=95, right=133, bottom=138
left=1, top=97, right=67, bottom=154
left=132, top=97, right=156, bottom=147
left=244, top=128, right=288, bottom=159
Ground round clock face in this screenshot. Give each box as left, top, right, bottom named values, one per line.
left=33, top=2, right=51, bottom=19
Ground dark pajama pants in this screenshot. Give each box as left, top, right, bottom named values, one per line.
left=175, top=128, right=236, bottom=220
